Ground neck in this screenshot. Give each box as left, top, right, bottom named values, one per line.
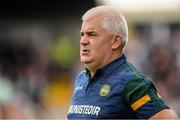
left=100, top=50, right=122, bottom=68
left=90, top=71, right=96, bottom=77
left=89, top=52, right=122, bottom=77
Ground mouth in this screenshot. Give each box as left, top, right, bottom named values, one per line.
left=81, top=49, right=90, bottom=54
left=83, top=50, right=88, bottom=52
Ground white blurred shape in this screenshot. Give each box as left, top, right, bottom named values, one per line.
left=98, top=0, right=180, bottom=13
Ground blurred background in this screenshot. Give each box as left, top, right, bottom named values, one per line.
left=0, top=0, right=179, bottom=119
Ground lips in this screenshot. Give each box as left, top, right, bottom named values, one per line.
left=82, top=49, right=89, bottom=52
left=81, top=49, right=90, bottom=54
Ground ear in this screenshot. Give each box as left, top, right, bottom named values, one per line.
left=111, top=34, right=122, bottom=50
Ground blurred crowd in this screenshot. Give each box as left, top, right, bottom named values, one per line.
left=0, top=21, right=179, bottom=118
left=0, top=37, right=77, bottom=119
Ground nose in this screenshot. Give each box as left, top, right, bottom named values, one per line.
left=80, top=36, right=89, bottom=45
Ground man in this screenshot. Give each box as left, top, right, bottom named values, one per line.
left=67, top=6, right=178, bottom=119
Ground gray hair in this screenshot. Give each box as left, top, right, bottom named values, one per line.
left=82, top=6, right=128, bottom=49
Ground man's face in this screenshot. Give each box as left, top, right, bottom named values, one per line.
left=80, top=16, right=114, bottom=70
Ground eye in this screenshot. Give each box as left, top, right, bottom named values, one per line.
left=87, top=32, right=97, bottom=37
left=80, top=32, right=84, bottom=36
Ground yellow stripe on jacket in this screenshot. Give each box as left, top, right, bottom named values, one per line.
left=131, top=94, right=151, bottom=111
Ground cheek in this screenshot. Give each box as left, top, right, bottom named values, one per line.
left=91, top=40, right=111, bottom=55
left=99, top=43, right=112, bottom=52
left=93, top=47, right=106, bottom=59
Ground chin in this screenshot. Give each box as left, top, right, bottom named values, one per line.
left=81, top=59, right=93, bottom=67
left=81, top=59, right=91, bottom=64
left=80, top=57, right=91, bottom=63
left=81, top=61, right=97, bottom=71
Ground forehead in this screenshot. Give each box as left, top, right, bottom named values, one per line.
left=81, top=16, right=106, bottom=32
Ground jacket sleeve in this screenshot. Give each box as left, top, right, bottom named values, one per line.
left=122, top=75, right=169, bottom=119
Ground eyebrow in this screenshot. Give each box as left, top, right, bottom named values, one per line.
left=87, top=30, right=97, bottom=34
left=80, top=30, right=97, bottom=35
